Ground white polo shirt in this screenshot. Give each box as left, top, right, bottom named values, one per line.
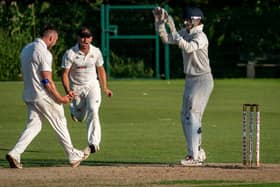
left=61, top=44, right=104, bottom=87
left=20, top=38, right=52, bottom=102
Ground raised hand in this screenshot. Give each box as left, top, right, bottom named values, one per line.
left=152, top=7, right=168, bottom=24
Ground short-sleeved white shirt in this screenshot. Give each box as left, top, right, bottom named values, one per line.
left=20, top=38, right=52, bottom=102
left=61, top=44, right=104, bottom=87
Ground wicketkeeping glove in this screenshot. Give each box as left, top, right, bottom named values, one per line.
left=152, top=7, right=168, bottom=24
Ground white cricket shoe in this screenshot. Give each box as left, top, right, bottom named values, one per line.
left=180, top=156, right=203, bottom=166
left=83, top=146, right=91, bottom=156
left=6, top=154, right=23, bottom=169
left=70, top=149, right=90, bottom=168
left=83, top=145, right=100, bottom=156
left=181, top=148, right=206, bottom=166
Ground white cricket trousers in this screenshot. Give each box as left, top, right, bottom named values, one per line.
left=86, top=84, right=101, bottom=150
left=8, top=96, right=84, bottom=163
left=181, top=73, right=214, bottom=160
left=72, top=83, right=101, bottom=150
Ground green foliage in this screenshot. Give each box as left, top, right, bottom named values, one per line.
left=0, top=1, right=101, bottom=81
left=0, top=30, right=21, bottom=80
left=159, top=180, right=280, bottom=187
left=0, top=2, right=35, bottom=80
left=1, top=1, right=280, bottom=80
left=110, top=52, right=153, bottom=78
left=159, top=180, right=244, bottom=185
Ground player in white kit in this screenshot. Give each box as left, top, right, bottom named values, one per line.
left=153, top=6, right=214, bottom=166
left=61, top=27, right=113, bottom=155
left=6, top=26, right=89, bottom=169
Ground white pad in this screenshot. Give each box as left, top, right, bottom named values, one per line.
left=198, top=148, right=206, bottom=162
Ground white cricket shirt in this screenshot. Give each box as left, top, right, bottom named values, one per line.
left=20, top=38, right=52, bottom=102
left=61, top=44, right=104, bottom=86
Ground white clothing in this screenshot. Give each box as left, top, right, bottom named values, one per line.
left=20, top=38, right=51, bottom=102
left=61, top=44, right=103, bottom=149
left=9, top=38, right=85, bottom=164
left=177, top=25, right=211, bottom=76
left=156, top=21, right=214, bottom=160
left=181, top=73, right=213, bottom=159
left=9, top=97, right=84, bottom=163
left=156, top=24, right=211, bottom=76
left=61, top=44, right=104, bottom=86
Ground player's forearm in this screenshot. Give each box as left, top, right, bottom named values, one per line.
left=62, top=74, right=70, bottom=94
left=98, top=67, right=108, bottom=91
left=44, top=80, right=66, bottom=104
left=156, top=23, right=168, bottom=43
left=97, top=66, right=112, bottom=97
left=61, top=69, right=71, bottom=94
left=41, top=71, right=69, bottom=104
left=157, top=23, right=177, bottom=44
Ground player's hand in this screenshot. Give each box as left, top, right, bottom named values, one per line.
left=67, top=90, right=75, bottom=98
left=152, top=7, right=168, bottom=24
left=104, top=88, right=113, bottom=97
left=60, top=95, right=72, bottom=104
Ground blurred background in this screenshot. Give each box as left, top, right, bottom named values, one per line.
left=1, top=0, right=280, bottom=80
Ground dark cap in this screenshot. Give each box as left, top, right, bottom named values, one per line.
left=77, top=27, right=92, bottom=38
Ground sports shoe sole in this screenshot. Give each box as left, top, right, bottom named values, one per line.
left=6, top=154, right=23, bottom=169
left=180, top=160, right=203, bottom=166
left=181, top=162, right=203, bottom=166
left=70, top=160, right=81, bottom=168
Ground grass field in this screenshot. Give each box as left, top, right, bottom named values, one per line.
left=0, top=79, right=279, bottom=186
left=0, top=79, right=280, bottom=165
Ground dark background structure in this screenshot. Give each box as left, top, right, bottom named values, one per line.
left=0, top=0, right=280, bottom=80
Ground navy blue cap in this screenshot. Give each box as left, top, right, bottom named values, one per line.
left=77, top=27, right=92, bottom=38
left=182, top=7, right=204, bottom=20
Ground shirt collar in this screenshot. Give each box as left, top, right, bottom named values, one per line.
left=189, top=24, right=204, bottom=34
left=35, top=38, right=47, bottom=49
left=73, top=44, right=92, bottom=55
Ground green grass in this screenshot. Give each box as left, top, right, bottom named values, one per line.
left=0, top=79, right=280, bottom=166
left=157, top=180, right=280, bottom=187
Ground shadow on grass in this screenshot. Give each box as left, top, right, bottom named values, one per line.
left=0, top=158, right=263, bottom=170
left=0, top=159, right=176, bottom=168
left=82, top=160, right=176, bottom=167
left=204, top=163, right=262, bottom=170
left=0, top=159, right=69, bottom=168
left=0, top=148, right=42, bottom=153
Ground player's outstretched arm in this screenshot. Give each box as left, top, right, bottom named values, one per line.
left=97, top=66, right=113, bottom=97
left=61, top=68, right=75, bottom=97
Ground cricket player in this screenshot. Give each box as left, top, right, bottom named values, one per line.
left=6, top=25, right=89, bottom=169
left=153, top=6, right=214, bottom=166
left=61, top=27, right=112, bottom=155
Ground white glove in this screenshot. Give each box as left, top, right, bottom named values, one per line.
left=166, top=15, right=177, bottom=33
left=152, top=7, right=168, bottom=24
